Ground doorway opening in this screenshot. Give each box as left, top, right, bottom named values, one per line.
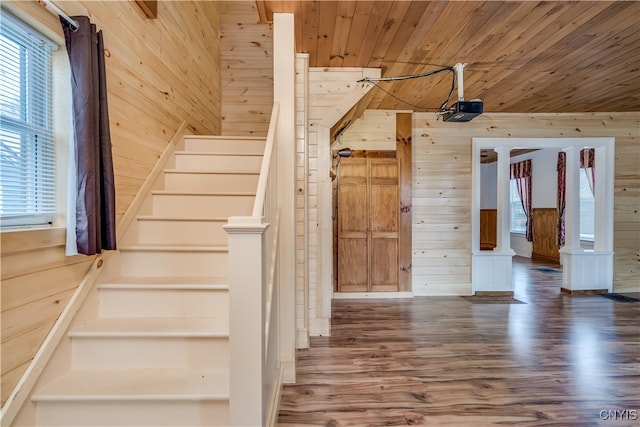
left=472, top=138, right=615, bottom=295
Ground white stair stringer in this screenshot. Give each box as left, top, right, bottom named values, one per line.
left=29, top=136, right=263, bottom=426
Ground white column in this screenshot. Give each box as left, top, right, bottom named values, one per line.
left=560, top=144, right=614, bottom=293
left=224, top=219, right=268, bottom=427
left=471, top=146, right=514, bottom=295
left=494, top=147, right=512, bottom=253
left=316, top=125, right=332, bottom=327
left=273, top=13, right=297, bottom=383
left=563, top=147, right=581, bottom=251
left=594, top=145, right=614, bottom=252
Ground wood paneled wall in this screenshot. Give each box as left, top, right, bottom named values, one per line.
left=219, top=1, right=273, bottom=137
left=532, top=208, right=560, bottom=263
left=1, top=229, right=93, bottom=406
left=480, top=209, right=497, bottom=250
left=413, top=112, right=639, bottom=294
left=1, top=0, right=221, bottom=407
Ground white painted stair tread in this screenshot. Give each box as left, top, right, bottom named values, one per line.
left=151, top=190, right=256, bottom=196
left=175, top=150, right=263, bottom=156
left=163, top=169, right=259, bottom=174
left=136, top=215, right=229, bottom=220
left=184, top=135, right=264, bottom=140
left=70, top=317, right=228, bottom=337
left=98, top=276, right=229, bottom=287
left=119, top=244, right=228, bottom=252
left=33, top=369, right=229, bottom=401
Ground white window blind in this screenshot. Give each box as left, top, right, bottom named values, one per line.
left=0, top=11, right=57, bottom=227
left=510, top=179, right=526, bottom=234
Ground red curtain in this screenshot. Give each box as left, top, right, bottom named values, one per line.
left=510, top=159, right=533, bottom=242
left=556, top=149, right=595, bottom=246
left=557, top=153, right=566, bottom=246
left=580, top=148, right=595, bottom=195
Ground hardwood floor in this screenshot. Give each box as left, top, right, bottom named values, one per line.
left=278, top=257, right=640, bottom=426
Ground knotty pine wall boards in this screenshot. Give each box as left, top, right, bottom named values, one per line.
left=1, top=0, right=221, bottom=406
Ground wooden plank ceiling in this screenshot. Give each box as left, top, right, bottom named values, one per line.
left=256, top=1, right=640, bottom=117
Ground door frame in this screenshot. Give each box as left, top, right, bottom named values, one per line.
left=332, top=112, right=413, bottom=298
left=471, top=137, right=615, bottom=294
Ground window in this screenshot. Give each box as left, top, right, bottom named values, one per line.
left=580, top=170, right=595, bottom=241
left=510, top=179, right=526, bottom=234
left=0, top=11, right=56, bottom=228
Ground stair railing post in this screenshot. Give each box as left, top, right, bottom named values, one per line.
left=223, top=216, right=269, bottom=426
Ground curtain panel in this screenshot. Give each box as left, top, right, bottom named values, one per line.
left=580, top=148, right=595, bottom=195
left=557, top=152, right=566, bottom=246
left=62, top=17, right=116, bottom=255
left=556, top=149, right=595, bottom=246
left=510, top=159, right=533, bottom=241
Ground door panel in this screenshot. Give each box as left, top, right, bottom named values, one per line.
left=338, top=238, right=368, bottom=292
left=338, top=158, right=368, bottom=292
left=370, top=238, right=398, bottom=291
left=337, top=155, right=399, bottom=292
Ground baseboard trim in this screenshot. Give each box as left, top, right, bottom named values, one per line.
left=266, top=363, right=284, bottom=427
left=333, top=291, right=413, bottom=299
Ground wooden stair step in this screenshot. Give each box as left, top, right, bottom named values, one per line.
left=32, top=370, right=230, bottom=426
left=183, top=135, right=265, bottom=154
left=175, top=151, right=263, bottom=156
left=151, top=190, right=256, bottom=196
left=150, top=191, right=254, bottom=218
left=119, top=244, right=228, bottom=252
left=96, top=278, right=229, bottom=320
left=163, top=169, right=259, bottom=174
left=68, top=318, right=229, bottom=370
left=173, top=152, right=262, bottom=172
left=136, top=215, right=228, bottom=222
left=98, top=275, right=229, bottom=288
left=33, top=369, right=229, bottom=401
left=70, top=317, right=228, bottom=337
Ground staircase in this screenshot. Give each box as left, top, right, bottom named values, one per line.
left=29, top=136, right=265, bottom=426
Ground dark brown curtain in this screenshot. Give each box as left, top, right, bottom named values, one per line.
left=62, top=17, right=116, bottom=255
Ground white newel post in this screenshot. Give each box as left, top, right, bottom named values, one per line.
left=224, top=218, right=268, bottom=427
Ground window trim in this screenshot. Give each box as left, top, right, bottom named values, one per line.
left=1, top=9, right=58, bottom=228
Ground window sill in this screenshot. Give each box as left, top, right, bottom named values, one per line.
left=0, top=226, right=66, bottom=254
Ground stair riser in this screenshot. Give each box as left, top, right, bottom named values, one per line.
left=164, top=172, right=259, bottom=192
left=175, top=154, right=262, bottom=172
left=152, top=194, right=254, bottom=217
left=119, top=251, right=228, bottom=277
left=98, top=289, right=229, bottom=322
left=72, top=337, right=228, bottom=370
left=36, top=400, right=228, bottom=427
left=184, top=138, right=264, bottom=154
left=137, top=220, right=228, bottom=246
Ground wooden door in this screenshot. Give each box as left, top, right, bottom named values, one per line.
left=337, top=155, right=399, bottom=292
